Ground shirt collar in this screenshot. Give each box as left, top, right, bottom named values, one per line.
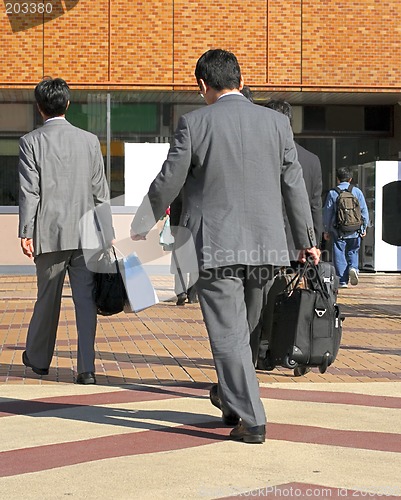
left=44, top=116, right=66, bottom=123
left=217, top=90, right=243, bottom=100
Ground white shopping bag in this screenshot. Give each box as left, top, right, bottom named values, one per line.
left=122, top=252, right=159, bottom=312
left=159, top=216, right=174, bottom=251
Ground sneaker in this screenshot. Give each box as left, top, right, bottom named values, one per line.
left=349, top=268, right=359, bottom=286
left=338, top=283, right=348, bottom=288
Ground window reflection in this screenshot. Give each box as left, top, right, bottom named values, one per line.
left=0, top=96, right=397, bottom=208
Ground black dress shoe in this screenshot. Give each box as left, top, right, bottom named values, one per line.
left=230, top=421, right=266, bottom=444
left=176, top=293, right=187, bottom=306
left=22, top=351, right=49, bottom=376
left=209, top=384, right=239, bottom=426
left=76, top=372, right=96, bottom=385
left=256, top=358, right=275, bottom=371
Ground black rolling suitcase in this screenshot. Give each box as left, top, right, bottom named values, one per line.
left=264, top=261, right=343, bottom=374
left=257, top=266, right=307, bottom=369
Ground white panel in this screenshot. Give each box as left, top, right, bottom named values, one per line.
left=374, top=161, right=401, bottom=271
left=124, top=142, right=170, bottom=207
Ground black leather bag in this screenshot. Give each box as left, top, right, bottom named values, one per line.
left=95, top=247, right=127, bottom=316
left=264, top=261, right=343, bottom=374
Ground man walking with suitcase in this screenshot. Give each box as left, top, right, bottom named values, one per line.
left=131, top=49, right=319, bottom=443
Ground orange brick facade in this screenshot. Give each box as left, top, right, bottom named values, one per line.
left=1, top=0, right=401, bottom=91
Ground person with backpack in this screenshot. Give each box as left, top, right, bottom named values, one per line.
left=323, top=167, right=369, bottom=288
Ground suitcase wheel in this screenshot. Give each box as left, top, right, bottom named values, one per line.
left=318, top=352, right=331, bottom=374
left=283, top=355, right=298, bottom=369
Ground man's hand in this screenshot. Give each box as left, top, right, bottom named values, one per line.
left=298, top=246, right=321, bottom=266
left=323, top=232, right=330, bottom=241
left=130, top=230, right=147, bottom=241
left=106, top=238, right=117, bottom=248
left=21, top=238, right=34, bottom=259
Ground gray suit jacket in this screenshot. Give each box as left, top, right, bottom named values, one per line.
left=132, top=94, right=315, bottom=269
left=18, top=119, right=112, bottom=255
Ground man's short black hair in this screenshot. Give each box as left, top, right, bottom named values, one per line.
left=265, top=100, right=293, bottom=123
left=34, top=78, right=70, bottom=117
left=336, top=167, right=352, bottom=182
left=195, top=49, right=241, bottom=91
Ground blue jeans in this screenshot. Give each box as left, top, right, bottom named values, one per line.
left=332, top=236, right=361, bottom=285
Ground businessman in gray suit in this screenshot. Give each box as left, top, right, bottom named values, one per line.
left=131, top=49, right=319, bottom=443
left=18, top=78, right=113, bottom=385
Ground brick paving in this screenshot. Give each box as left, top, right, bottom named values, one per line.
left=0, top=272, right=400, bottom=386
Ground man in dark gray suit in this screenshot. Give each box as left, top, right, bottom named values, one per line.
left=255, top=100, right=323, bottom=370
left=18, top=78, right=113, bottom=385
left=265, top=100, right=323, bottom=252
left=131, top=49, right=319, bottom=443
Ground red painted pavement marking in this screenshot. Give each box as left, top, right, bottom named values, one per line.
left=259, top=387, right=401, bottom=409
left=221, top=482, right=401, bottom=499
left=268, top=422, right=401, bottom=453
left=0, top=422, right=228, bottom=478
left=1, top=421, right=401, bottom=478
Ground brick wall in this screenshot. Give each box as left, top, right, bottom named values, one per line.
left=301, top=0, right=401, bottom=89
left=1, top=0, right=401, bottom=90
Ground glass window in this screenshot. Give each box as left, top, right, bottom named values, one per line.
left=0, top=101, right=37, bottom=206
left=303, top=106, right=325, bottom=131
left=110, top=98, right=163, bottom=204
left=296, top=137, right=333, bottom=200
left=111, top=103, right=159, bottom=134
left=109, top=92, right=203, bottom=206
left=0, top=103, right=34, bottom=132
left=68, top=92, right=107, bottom=139
left=365, top=106, right=392, bottom=133
left=0, top=139, right=20, bottom=205
left=2, top=94, right=395, bottom=210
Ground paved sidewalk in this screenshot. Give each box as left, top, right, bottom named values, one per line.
left=0, top=272, right=401, bottom=498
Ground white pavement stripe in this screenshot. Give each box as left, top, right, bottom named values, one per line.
left=1, top=394, right=400, bottom=453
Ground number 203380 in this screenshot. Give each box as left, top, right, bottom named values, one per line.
left=5, top=2, right=53, bottom=14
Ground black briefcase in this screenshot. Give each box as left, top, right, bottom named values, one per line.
left=95, top=247, right=127, bottom=316
left=265, top=262, right=343, bottom=374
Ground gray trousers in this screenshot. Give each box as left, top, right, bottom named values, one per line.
left=26, top=249, right=97, bottom=374
left=197, top=264, right=274, bottom=427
